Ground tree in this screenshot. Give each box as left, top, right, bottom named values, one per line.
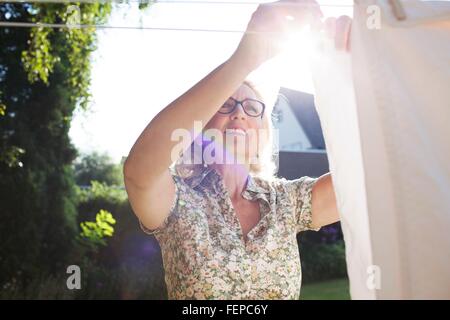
left=74, top=152, right=124, bottom=186
left=0, top=2, right=112, bottom=285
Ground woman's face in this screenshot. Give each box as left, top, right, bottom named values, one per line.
left=203, top=83, right=266, bottom=165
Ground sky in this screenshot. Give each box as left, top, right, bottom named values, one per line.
left=69, top=0, right=353, bottom=163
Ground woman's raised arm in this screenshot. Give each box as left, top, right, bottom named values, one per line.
left=123, top=55, right=257, bottom=230
left=123, top=0, right=322, bottom=231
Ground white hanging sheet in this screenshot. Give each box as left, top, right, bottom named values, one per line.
left=310, top=0, right=450, bottom=299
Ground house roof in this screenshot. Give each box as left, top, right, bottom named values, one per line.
left=278, top=87, right=326, bottom=150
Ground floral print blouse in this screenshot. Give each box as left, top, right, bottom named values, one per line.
left=139, top=163, right=321, bottom=300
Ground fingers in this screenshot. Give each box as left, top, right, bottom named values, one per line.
left=304, top=0, right=324, bottom=21
left=282, top=0, right=324, bottom=20
left=322, top=15, right=352, bottom=52
left=324, top=17, right=337, bottom=39
left=269, top=0, right=324, bottom=30
left=335, top=15, right=352, bottom=51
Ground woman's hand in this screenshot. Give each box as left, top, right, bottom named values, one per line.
left=323, top=15, right=353, bottom=51
left=231, top=0, right=323, bottom=71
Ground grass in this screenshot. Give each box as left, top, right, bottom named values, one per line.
left=300, top=278, right=351, bottom=300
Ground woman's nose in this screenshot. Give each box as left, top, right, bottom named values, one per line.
left=230, top=103, right=247, bottom=120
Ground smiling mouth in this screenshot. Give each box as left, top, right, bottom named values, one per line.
left=224, top=128, right=247, bottom=136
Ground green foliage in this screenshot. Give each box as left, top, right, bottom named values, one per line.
left=138, top=0, right=155, bottom=10
left=79, top=209, right=116, bottom=248
left=76, top=180, right=127, bottom=204
left=0, top=2, right=111, bottom=285
left=20, top=2, right=112, bottom=110
left=0, top=145, right=26, bottom=168
left=300, top=278, right=350, bottom=300
left=0, top=262, right=167, bottom=300
left=74, top=152, right=124, bottom=186
left=0, top=90, right=5, bottom=115
left=21, top=25, right=58, bottom=84
left=299, top=240, right=348, bottom=284
left=74, top=180, right=135, bottom=268
left=0, top=88, right=26, bottom=168
left=0, top=274, right=76, bottom=300
left=74, top=262, right=167, bottom=300
left=0, top=1, right=160, bottom=297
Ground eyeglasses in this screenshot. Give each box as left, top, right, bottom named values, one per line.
left=218, top=97, right=265, bottom=118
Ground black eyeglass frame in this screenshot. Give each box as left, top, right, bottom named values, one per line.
left=218, top=97, right=266, bottom=119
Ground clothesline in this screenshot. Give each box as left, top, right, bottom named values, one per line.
left=0, top=21, right=255, bottom=32
left=0, top=0, right=355, bottom=31
left=1, top=0, right=354, bottom=7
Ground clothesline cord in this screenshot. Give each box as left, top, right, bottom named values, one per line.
left=1, top=0, right=354, bottom=7
left=0, top=21, right=253, bottom=32
left=0, top=0, right=355, bottom=31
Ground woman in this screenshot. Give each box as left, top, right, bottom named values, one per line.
left=124, top=0, right=351, bottom=299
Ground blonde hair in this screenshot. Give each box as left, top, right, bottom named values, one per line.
left=175, top=79, right=279, bottom=181
left=242, top=79, right=278, bottom=180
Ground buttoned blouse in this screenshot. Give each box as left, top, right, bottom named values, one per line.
left=140, top=164, right=320, bottom=299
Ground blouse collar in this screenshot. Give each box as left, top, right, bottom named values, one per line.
left=178, top=163, right=271, bottom=195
